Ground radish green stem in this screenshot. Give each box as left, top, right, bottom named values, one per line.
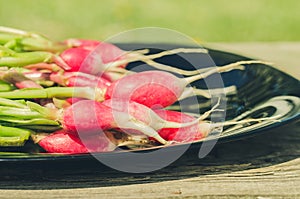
left=26, top=101, right=58, bottom=120
left=0, top=125, right=31, bottom=146
left=0, top=117, right=60, bottom=126
left=0, top=51, right=53, bottom=67
left=0, top=98, right=26, bottom=108
left=18, top=125, right=60, bottom=131
left=0, top=33, right=20, bottom=45
left=19, top=37, right=67, bottom=52
left=0, top=45, right=16, bottom=55
left=0, top=26, right=41, bottom=38
left=0, top=106, right=42, bottom=119
left=0, top=81, right=15, bottom=92
left=0, top=98, right=60, bottom=125
left=0, top=26, right=68, bottom=52
left=0, top=87, right=95, bottom=100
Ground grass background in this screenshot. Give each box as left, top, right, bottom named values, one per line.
left=0, top=0, right=299, bottom=42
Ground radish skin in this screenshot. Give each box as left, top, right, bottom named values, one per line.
left=49, top=71, right=111, bottom=88
left=104, top=66, right=239, bottom=108
left=61, top=100, right=180, bottom=144
left=37, top=130, right=117, bottom=154
left=154, top=110, right=208, bottom=142
left=62, top=99, right=207, bottom=144
left=60, top=47, right=96, bottom=74
left=60, top=42, right=126, bottom=74
left=102, top=99, right=202, bottom=131
left=36, top=129, right=152, bottom=154
left=105, top=71, right=185, bottom=108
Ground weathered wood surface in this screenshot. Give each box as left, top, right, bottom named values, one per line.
left=0, top=43, right=299, bottom=199
left=209, top=42, right=300, bottom=79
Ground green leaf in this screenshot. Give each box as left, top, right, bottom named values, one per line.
left=0, top=117, right=60, bottom=126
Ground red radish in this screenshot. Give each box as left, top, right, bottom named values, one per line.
left=1, top=64, right=243, bottom=107
left=88, top=42, right=125, bottom=65
left=34, top=129, right=152, bottom=154
left=61, top=99, right=277, bottom=145
left=60, top=40, right=214, bottom=76
left=35, top=129, right=117, bottom=154
left=104, top=71, right=183, bottom=108
left=63, top=40, right=149, bottom=69
left=154, top=110, right=208, bottom=142
left=61, top=100, right=114, bottom=133
left=102, top=99, right=200, bottom=131
left=61, top=100, right=145, bottom=136
left=62, top=40, right=266, bottom=82
left=154, top=109, right=281, bottom=143
left=0, top=66, right=240, bottom=108
left=59, top=42, right=127, bottom=74
left=104, top=65, right=242, bottom=108
left=60, top=47, right=94, bottom=73
left=49, top=71, right=111, bottom=88
left=62, top=99, right=200, bottom=144
left=65, top=39, right=129, bottom=60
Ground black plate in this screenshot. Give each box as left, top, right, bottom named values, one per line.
left=0, top=43, right=299, bottom=176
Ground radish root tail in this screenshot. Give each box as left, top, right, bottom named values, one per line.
left=106, top=48, right=208, bottom=69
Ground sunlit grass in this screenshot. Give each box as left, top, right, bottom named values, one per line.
left=0, top=0, right=299, bottom=42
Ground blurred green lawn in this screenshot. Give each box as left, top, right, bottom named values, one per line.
left=0, top=0, right=299, bottom=42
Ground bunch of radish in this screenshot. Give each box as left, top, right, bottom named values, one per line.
left=0, top=26, right=275, bottom=154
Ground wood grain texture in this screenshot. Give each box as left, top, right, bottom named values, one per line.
left=0, top=43, right=299, bottom=199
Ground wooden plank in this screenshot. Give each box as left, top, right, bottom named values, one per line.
left=207, top=42, right=300, bottom=79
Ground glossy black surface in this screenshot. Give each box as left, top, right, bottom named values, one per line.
left=0, top=44, right=299, bottom=177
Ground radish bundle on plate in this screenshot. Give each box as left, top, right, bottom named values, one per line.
left=0, top=26, right=275, bottom=154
